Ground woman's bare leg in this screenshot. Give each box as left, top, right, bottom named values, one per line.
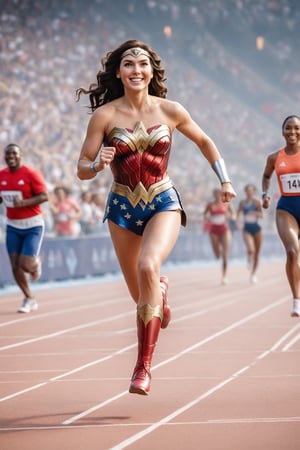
left=276, top=210, right=300, bottom=299
left=220, top=230, right=231, bottom=280
left=252, top=231, right=262, bottom=277
left=108, top=210, right=181, bottom=306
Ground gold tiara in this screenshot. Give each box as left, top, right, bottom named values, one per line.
left=121, top=47, right=151, bottom=60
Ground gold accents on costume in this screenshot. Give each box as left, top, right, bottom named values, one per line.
left=121, top=47, right=151, bottom=60
left=137, top=304, right=163, bottom=326
left=111, top=176, right=173, bottom=209
left=133, top=121, right=153, bottom=154
left=106, top=121, right=171, bottom=155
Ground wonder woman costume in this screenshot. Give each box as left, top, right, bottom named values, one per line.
left=102, top=120, right=183, bottom=395
left=103, top=121, right=186, bottom=235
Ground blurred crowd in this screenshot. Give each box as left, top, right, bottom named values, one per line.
left=1, top=0, right=299, bottom=239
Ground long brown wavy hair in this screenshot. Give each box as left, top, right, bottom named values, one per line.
left=76, top=39, right=167, bottom=111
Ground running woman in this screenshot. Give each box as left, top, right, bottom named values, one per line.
left=204, top=188, right=236, bottom=284
left=262, top=115, right=300, bottom=317
left=237, top=184, right=263, bottom=284
left=76, top=39, right=236, bottom=395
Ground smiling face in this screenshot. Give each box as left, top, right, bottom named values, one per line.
left=116, top=48, right=153, bottom=92
left=282, top=116, right=300, bottom=146
left=4, top=144, right=22, bottom=171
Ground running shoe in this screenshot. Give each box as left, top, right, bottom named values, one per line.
left=291, top=299, right=300, bottom=317
left=250, top=274, right=258, bottom=284
left=30, top=257, right=41, bottom=281
left=18, top=298, right=38, bottom=313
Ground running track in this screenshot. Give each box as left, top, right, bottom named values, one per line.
left=0, top=260, right=299, bottom=450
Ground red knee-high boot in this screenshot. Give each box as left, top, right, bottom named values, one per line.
left=129, top=304, right=163, bottom=395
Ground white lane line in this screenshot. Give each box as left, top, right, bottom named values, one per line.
left=62, top=295, right=289, bottom=426
left=270, top=322, right=300, bottom=351
left=0, top=311, right=133, bottom=352
left=1, top=416, right=300, bottom=431
left=63, top=391, right=129, bottom=426
left=0, top=291, right=245, bottom=403
left=282, top=333, right=300, bottom=352
left=203, top=416, right=300, bottom=424
left=0, top=281, right=257, bottom=352
left=0, top=298, right=126, bottom=329
left=256, top=322, right=300, bottom=361
left=108, top=315, right=297, bottom=450
left=153, top=296, right=289, bottom=372
left=0, top=343, right=135, bottom=403
left=116, top=297, right=237, bottom=335
left=0, top=273, right=276, bottom=330
left=64, top=371, right=245, bottom=429
left=0, top=275, right=279, bottom=352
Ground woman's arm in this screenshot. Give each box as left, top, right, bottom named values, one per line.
left=227, top=203, right=236, bottom=220
left=77, top=108, right=115, bottom=180
left=169, top=101, right=236, bottom=202
left=262, top=152, right=277, bottom=209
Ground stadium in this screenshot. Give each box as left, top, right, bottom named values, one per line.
left=1, top=2, right=299, bottom=449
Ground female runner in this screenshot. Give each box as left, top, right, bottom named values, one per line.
left=262, top=115, right=300, bottom=317
left=204, top=188, right=235, bottom=284
left=237, top=184, right=263, bottom=284
left=76, top=39, right=236, bottom=395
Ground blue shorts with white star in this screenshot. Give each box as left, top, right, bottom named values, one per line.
left=103, top=187, right=185, bottom=235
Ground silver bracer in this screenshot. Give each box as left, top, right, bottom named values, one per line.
left=211, top=158, right=231, bottom=184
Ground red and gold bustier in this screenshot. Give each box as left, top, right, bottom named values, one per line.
left=105, top=121, right=173, bottom=207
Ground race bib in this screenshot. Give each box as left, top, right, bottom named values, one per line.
left=280, top=173, right=300, bottom=194
left=0, top=190, right=23, bottom=207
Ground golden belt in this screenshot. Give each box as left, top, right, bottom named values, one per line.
left=111, top=176, right=173, bottom=209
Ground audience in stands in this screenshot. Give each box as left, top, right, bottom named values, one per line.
left=0, top=0, right=297, bottom=238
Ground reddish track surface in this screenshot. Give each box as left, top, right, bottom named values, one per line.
left=0, top=260, right=299, bottom=450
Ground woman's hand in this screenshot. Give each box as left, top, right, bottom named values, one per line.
left=99, top=146, right=116, bottom=169
left=220, top=182, right=237, bottom=203
left=77, top=146, right=116, bottom=179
